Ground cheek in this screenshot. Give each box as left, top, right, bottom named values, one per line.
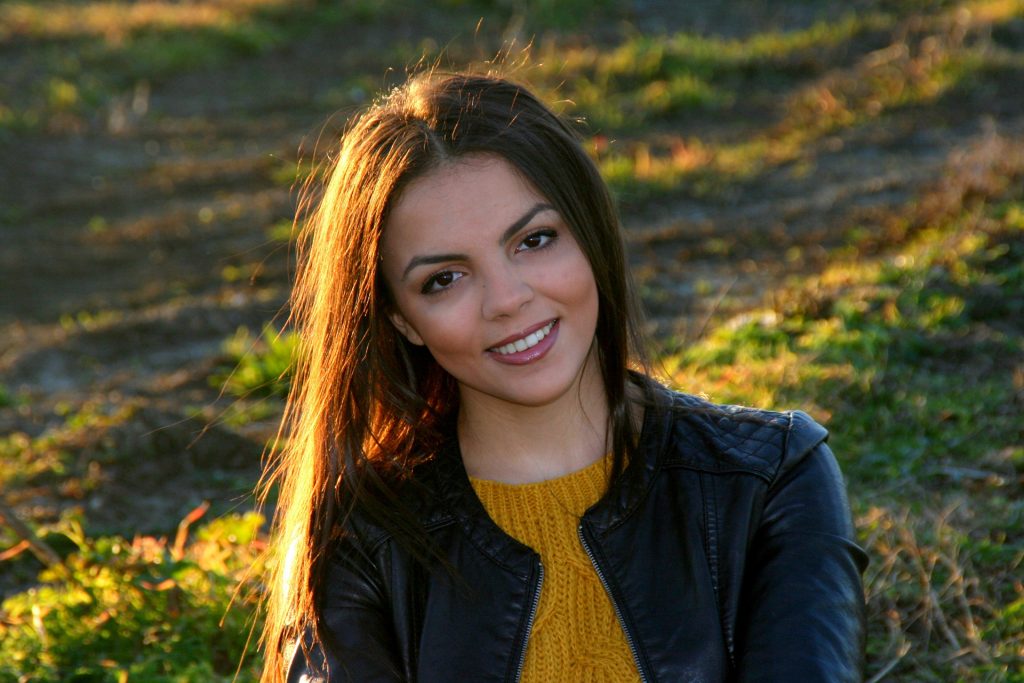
left=559, top=255, right=600, bottom=308
left=401, top=298, right=480, bottom=356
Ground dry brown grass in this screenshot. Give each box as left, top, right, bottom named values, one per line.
left=860, top=503, right=1020, bottom=682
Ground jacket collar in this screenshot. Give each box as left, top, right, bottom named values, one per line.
left=425, top=377, right=676, bottom=570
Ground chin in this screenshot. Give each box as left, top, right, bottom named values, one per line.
left=476, top=354, right=602, bottom=409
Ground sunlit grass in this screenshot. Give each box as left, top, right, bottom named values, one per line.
left=210, top=325, right=296, bottom=400
left=0, top=0, right=291, bottom=43
left=971, top=0, right=1024, bottom=22
left=525, top=0, right=1022, bottom=206
left=535, top=13, right=893, bottom=130
left=591, top=37, right=996, bottom=203
left=0, top=0, right=397, bottom=133
left=0, top=510, right=265, bottom=682
left=664, top=193, right=1024, bottom=680
left=0, top=402, right=136, bottom=498
left=1, top=1, right=1022, bottom=680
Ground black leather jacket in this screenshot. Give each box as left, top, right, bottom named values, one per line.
left=289, top=383, right=868, bottom=682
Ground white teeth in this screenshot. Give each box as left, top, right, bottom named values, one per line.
left=492, top=321, right=555, bottom=355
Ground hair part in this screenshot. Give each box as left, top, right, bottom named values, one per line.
left=258, top=69, right=648, bottom=681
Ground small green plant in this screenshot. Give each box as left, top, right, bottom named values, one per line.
left=265, top=219, right=295, bottom=243
left=58, top=308, right=124, bottom=333
left=0, top=509, right=265, bottom=682
left=211, top=324, right=297, bottom=399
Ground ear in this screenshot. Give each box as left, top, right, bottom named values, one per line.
left=389, top=311, right=425, bottom=346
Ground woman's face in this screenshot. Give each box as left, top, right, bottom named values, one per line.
left=380, top=155, right=601, bottom=411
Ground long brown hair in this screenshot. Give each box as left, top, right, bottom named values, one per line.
left=258, top=70, right=648, bottom=681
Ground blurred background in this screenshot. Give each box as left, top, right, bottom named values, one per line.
left=0, top=0, right=1022, bottom=680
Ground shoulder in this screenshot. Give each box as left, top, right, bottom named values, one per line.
left=643, top=379, right=829, bottom=485
left=331, top=456, right=460, bottom=556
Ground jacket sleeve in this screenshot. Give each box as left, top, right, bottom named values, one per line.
left=734, top=411, right=868, bottom=682
left=286, top=534, right=406, bottom=683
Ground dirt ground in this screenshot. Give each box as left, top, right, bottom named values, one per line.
left=1, top=3, right=1022, bottom=550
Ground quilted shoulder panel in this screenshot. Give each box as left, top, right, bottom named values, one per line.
left=661, top=391, right=827, bottom=482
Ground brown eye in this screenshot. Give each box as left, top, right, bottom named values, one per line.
left=421, top=270, right=463, bottom=294
left=516, top=229, right=557, bottom=253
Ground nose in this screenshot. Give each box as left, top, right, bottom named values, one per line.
left=480, top=262, right=533, bottom=320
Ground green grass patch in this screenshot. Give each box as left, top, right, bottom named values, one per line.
left=0, top=0, right=403, bottom=132
left=430, top=0, right=624, bottom=30
left=0, top=511, right=265, bottom=682
left=265, top=218, right=295, bottom=243
left=594, top=42, right=995, bottom=204
left=0, top=402, right=136, bottom=497
left=0, top=385, right=14, bottom=409
left=671, top=200, right=1023, bottom=477
left=537, top=13, right=888, bottom=130
left=666, top=194, right=1024, bottom=679
left=545, top=4, right=1021, bottom=207
left=211, top=325, right=296, bottom=399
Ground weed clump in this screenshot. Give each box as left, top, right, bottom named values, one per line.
left=211, top=325, right=296, bottom=400
left=0, top=510, right=265, bottom=682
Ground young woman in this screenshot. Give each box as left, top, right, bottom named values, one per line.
left=260, top=71, right=868, bottom=683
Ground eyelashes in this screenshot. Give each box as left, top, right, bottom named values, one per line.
left=418, top=228, right=560, bottom=295
left=421, top=269, right=464, bottom=294
left=515, top=229, right=557, bottom=253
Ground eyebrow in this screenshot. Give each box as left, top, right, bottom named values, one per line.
left=401, top=202, right=556, bottom=281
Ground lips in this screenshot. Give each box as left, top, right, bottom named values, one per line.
left=486, top=319, right=560, bottom=365
left=488, top=319, right=557, bottom=355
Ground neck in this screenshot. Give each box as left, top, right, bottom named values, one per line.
left=456, top=352, right=610, bottom=484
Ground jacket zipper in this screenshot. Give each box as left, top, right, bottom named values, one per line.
left=578, top=525, right=650, bottom=683
left=514, top=561, right=544, bottom=683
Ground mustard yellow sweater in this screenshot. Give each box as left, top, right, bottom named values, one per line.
left=469, top=455, right=641, bottom=683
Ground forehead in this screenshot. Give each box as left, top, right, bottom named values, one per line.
left=396, top=155, right=540, bottom=225
left=381, top=155, right=549, bottom=257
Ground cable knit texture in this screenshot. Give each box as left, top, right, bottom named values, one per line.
left=469, top=455, right=641, bottom=682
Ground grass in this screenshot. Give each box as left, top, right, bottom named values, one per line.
left=0, top=0, right=402, bottom=133
left=210, top=325, right=297, bottom=400
left=664, top=190, right=1024, bottom=680
left=0, top=402, right=136, bottom=505
left=7, top=185, right=1020, bottom=681
left=528, top=0, right=1024, bottom=207
left=2, top=0, right=1023, bottom=679
left=535, top=12, right=894, bottom=131
left=0, top=509, right=265, bottom=683
left=0, top=0, right=637, bottom=134
left=7, top=199, right=1021, bottom=678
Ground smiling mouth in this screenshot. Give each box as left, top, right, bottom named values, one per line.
left=489, top=320, right=557, bottom=355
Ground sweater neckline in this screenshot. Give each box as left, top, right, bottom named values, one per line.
left=468, top=451, right=613, bottom=491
